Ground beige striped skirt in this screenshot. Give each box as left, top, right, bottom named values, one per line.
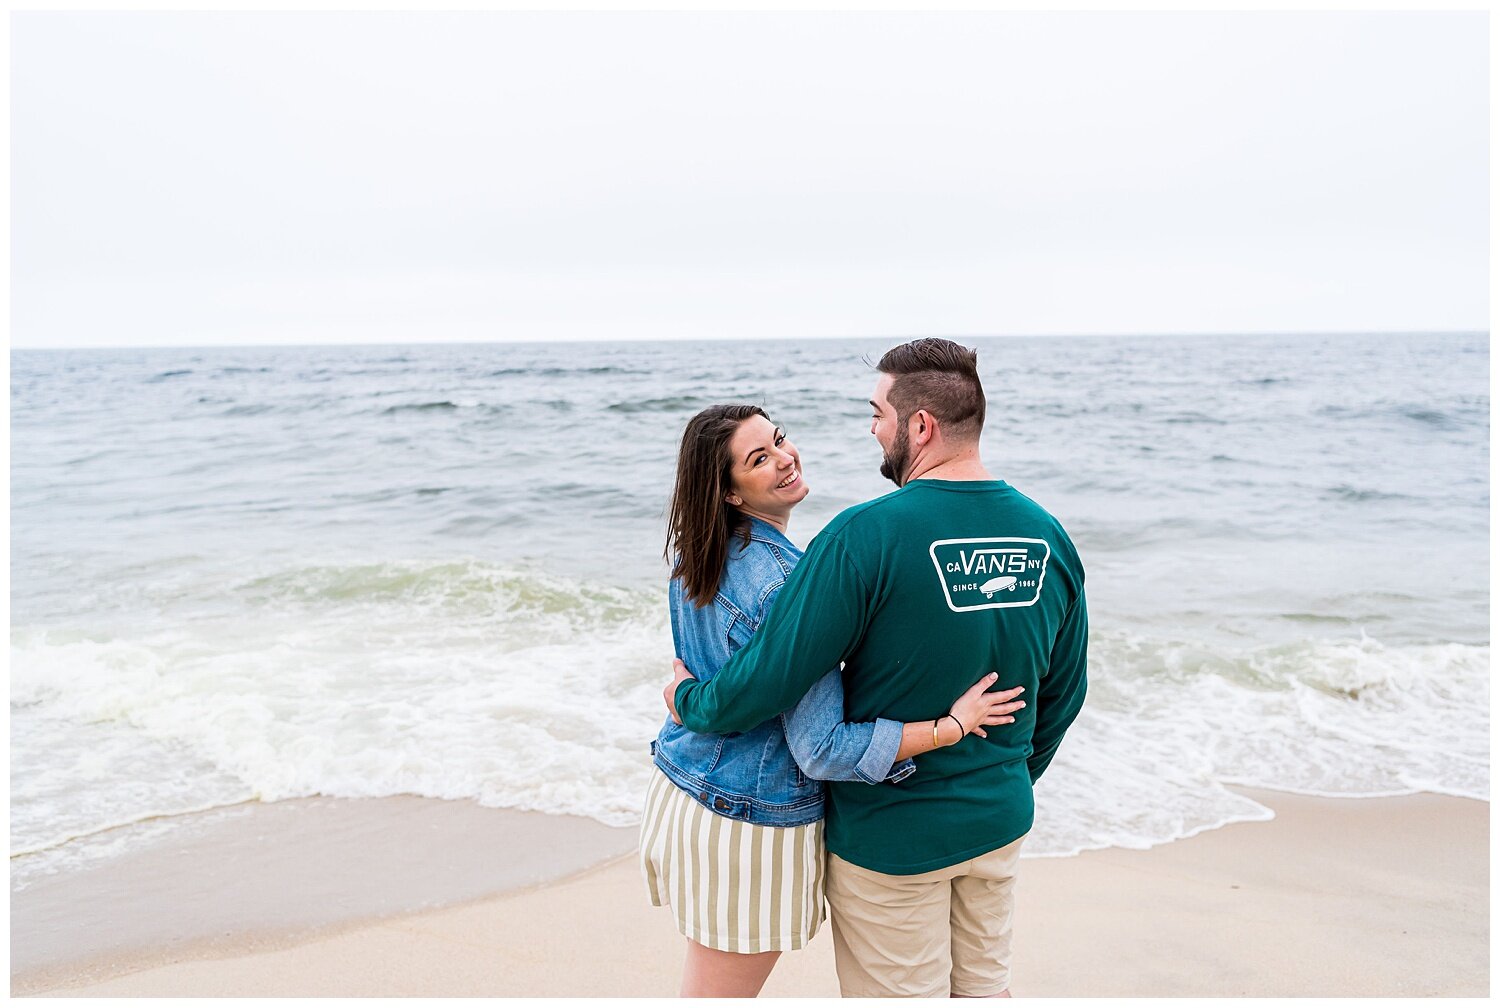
left=639, top=767, right=826, bottom=953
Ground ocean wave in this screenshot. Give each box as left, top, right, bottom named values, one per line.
left=11, top=561, right=672, bottom=862
left=10, top=594, right=1488, bottom=865
left=1402, top=408, right=1460, bottom=429
left=1277, top=611, right=1392, bottom=627
left=490, top=365, right=638, bottom=377
left=232, top=558, right=655, bottom=623
left=1161, top=412, right=1229, bottom=425
left=607, top=396, right=706, bottom=413
left=380, top=401, right=462, bottom=415
left=1323, top=484, right=1414, bottom=503
left=1315, top=401, right=1482, bottom=431
left=1029, top=630, right=1489, bottom=855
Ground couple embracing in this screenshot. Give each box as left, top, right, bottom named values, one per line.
left=640, top=338, right=1089, bottom=997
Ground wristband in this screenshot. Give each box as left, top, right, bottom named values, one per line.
left=932, top=720, right=941, bottom=749
left=946, top=714, right=965, bottom=740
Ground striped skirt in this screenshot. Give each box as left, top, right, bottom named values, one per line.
left=639, top=768, right=826, bottom=953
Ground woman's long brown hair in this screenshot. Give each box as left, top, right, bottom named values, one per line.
left=665, top=404, right=769, bottom=607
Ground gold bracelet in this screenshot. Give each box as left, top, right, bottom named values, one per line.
left=932, top=719, right=940, bottom=748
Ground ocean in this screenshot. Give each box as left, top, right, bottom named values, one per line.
left=9, top=332, right=1489, bottom=889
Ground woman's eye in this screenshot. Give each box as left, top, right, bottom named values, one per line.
left=754, top=454, right=768, bottom=466
left=774, top=434, right=786, bottom=446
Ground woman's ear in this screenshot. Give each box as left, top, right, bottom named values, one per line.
left=725, top=493, right=742, bottom=506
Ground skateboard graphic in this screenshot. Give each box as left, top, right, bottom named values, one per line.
left=980, top=576, right=1018, bottom=598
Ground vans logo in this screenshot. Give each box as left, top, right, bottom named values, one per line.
left=928, top=538, right=1050, bottom=612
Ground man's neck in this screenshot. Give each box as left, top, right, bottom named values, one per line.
left=904, top=451, right=992, bottom=484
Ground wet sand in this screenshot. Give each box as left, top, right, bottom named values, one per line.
left=11, top=796, right=635, bottom=994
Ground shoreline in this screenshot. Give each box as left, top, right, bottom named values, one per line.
left=11, top=796, right=637, bottom=995
left=13, top=787, right=1489, bottom=997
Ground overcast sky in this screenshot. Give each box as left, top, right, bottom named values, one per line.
left=11, top=10, right=1488, bottom=348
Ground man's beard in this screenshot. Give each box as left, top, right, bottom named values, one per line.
left=878, top=422, right=910, bottom=487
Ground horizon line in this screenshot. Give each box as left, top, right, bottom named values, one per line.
left=9, top=328, right=1489, bottom=353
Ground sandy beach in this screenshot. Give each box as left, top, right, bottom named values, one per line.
left=13, top=787, right=1487, bottom=998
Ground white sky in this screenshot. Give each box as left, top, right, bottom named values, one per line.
left=10, top=10, right=1489, bottom=348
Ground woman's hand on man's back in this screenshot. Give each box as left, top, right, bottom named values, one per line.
left=664, top=658, right=697, bottom=725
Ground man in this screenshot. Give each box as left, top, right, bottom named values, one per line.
left=666, top=337, right=1087, bottom=998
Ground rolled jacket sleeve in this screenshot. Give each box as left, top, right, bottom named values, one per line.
left=861, top=717, right=913, bottom=784
left=783, top=668, right=910, bottom=784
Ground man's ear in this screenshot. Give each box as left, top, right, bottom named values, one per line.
left=912, top=409, right=933, bottom=444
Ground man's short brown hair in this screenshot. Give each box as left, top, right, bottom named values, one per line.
left=876, top=338, right=986, bottom=440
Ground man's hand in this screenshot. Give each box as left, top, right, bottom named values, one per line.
left=664, top=658, right=696, bottom=725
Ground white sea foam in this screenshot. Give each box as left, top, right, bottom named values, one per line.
left=10, top=559, right=674, bottom=880
left=1028, top=631, right=1488, bottom=855
left=10, top=559, right=1489, bottom=874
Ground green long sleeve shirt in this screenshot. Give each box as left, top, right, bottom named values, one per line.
left=674, top=479, right=1088, bottom=874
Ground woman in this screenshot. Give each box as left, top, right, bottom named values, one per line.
left=640, top=404, right=1025, bottom=997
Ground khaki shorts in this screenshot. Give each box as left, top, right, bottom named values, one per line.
left=825, top=835, right=1025, bottom=998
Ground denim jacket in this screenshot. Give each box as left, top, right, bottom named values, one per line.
left=652, top=516, right=916, bottom=827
